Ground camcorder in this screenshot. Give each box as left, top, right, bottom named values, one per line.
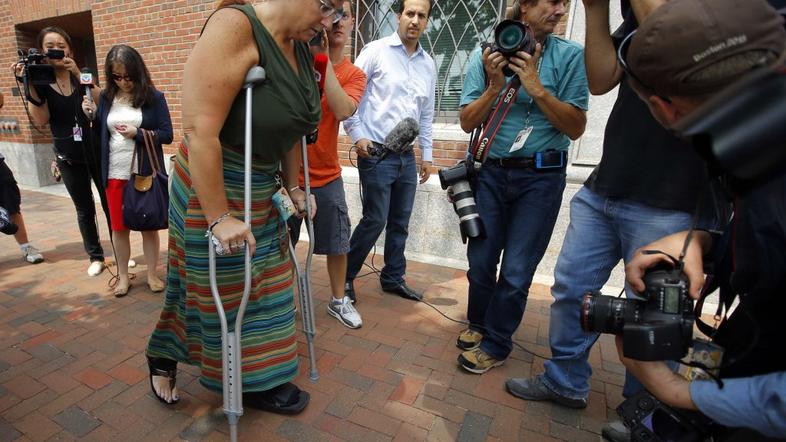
left=482, top=20, right=536, bottom=76
left=438, top=160, right=484, bottom=243
left=581, top=264, right=694, bottom=361
left=16, top=48, right=64, bottom=86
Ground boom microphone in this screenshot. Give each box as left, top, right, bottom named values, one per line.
left=384, top=117, right=419, bottom=153
left=313, top=53, right=328, bottom=96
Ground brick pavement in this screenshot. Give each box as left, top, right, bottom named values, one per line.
left=0, top=189, right=626, bottom=441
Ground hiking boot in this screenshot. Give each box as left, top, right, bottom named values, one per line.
left=505, top=375, right=587, bottom=409
left=327, top=296, right=363, bottom=329
left=456, top=329, right=482, bottom=351
left=457, top=347, right=504, bottom=374
left=21, top=245, right=43, bottom=264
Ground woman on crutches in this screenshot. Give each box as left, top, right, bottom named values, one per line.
left=145, top=0, right=339, bottom=413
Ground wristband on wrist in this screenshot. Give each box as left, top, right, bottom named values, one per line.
left=207, top=212, right=232, bottom=233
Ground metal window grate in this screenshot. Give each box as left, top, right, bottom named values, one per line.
left=352, top=0, right=506, bottom=123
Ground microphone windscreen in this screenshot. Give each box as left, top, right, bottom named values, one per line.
left=313, top=54, right=328, bottom=94
left=384, top=118, right=420, bottom=153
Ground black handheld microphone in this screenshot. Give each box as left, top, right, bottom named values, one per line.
left=80, top=67, right=94, bottom=120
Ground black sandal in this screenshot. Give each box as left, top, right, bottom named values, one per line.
left=243, top=382, right=309, bottom=415
left=147, top=356, right=180, bottom=405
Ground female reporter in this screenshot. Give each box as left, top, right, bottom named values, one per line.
left=82, top=45, right=173, bottom=297
left=13, top=27, right=106, bottom=276
left=144, top=0, right=338, bottom=412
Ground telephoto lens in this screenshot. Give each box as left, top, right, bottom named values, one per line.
left=438, top=161, right=484, bottom=243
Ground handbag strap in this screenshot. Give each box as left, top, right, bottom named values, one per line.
left=128, top=129, right=162, bottom=175
left=142, top=129, right=162, bottom=173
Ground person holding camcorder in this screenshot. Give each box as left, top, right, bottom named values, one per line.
left=12, top=27, right=107, bottom=277
left=453, top=0, right=589, bottom=374
left=611, top=0, right=786, bottom=439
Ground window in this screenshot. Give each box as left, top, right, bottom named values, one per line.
left=352, top=0, right=505, bottom=124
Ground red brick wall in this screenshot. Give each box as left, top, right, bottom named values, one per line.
left=1, top=0, right=570, bottom=171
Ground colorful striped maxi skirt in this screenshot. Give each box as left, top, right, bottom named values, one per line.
left=146, top=142, right=298, bottom=393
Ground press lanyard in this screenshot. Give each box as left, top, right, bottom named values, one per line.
left=469, top=45, right=545, bottom=164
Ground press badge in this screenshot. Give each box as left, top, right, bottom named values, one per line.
left=272, top=188, right=297, bottom=222
left=509, top=126, right=533, bottom=153
left=72, top=125, right=83, bottom=142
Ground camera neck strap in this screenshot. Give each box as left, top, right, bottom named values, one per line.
left=469, top=76, right=522, bottom=165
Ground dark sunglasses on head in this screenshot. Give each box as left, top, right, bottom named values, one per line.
left=617, top=30, right=671, bottom=103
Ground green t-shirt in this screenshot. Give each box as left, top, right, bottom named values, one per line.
left=218, top=4, right=321, bottom=165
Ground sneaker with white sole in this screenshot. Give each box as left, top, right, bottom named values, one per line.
left=327, top=296, right=362, bottom=329
left=87, top=260, right=105, bottom=277
left=21, top=245, right=44, bottom=264
left=458, top=347, right=504, bottom=374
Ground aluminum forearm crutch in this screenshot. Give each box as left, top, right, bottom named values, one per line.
left=208, top=66, right=266, bottom=442
left=288, top=135, right=319, bottom=382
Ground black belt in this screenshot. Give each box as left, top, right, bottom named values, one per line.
left=485, top=157, right=537, bottom=168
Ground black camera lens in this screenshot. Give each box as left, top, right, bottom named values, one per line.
left=498, top=25, right=525, bottom=51
left=581, top=291, right=629, bottom=335
left=493, top=20, right=536, bottom=57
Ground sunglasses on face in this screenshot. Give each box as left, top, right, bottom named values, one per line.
left=111, top=73, right=133, bottom=82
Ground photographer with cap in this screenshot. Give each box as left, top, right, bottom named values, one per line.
left=617, top=0, right=786, bottom=438
left=504, top=1, right=710, bottom=438
left=455, top=0, right=588, bottom=374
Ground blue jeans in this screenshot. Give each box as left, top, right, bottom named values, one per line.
left=346, top=151, right=417, bottom=286
left=467, top=163, right=566, bottom=360
left=541, top=186, right=692, bottom=400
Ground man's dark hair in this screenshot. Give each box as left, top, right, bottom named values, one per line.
left=396, top=0, right=434, bottom=18
left=103, top=44, right=155, bottom=108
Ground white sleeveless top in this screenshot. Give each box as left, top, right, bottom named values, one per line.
left=106, top=99, right=143, bottom=180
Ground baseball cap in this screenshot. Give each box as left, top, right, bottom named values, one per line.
left=626, top=0, right=786, bottom=97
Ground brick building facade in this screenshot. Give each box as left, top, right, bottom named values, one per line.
left=0, top=0, right=559, bottom=186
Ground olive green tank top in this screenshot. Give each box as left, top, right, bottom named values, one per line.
left=216, top=4, right=321, bottom=164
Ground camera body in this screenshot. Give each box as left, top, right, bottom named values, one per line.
left=618, top=390, right=710, bottom=442
left=581, top=264, right=694, bottom=361
left=483, top=20, right=536, bottom=76
left=17, top=48, right=64, bottom=86
left=438, top=160, right=484, bottom=243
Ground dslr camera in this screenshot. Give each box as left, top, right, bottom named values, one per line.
left=16, top=48, right=64, bottom=86
left=482, top=20, right=536, bottom=76
left=438, top=160, right=484, bottom=243
left=617, top=389, right=711, bottom=442
left=581, top=264, right=694, bottom=361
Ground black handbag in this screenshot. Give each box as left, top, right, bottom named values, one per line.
left=123, top=129, right=169, bottom=231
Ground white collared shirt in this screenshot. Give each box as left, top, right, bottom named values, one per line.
left=343, top=31, right=436, bottom=161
